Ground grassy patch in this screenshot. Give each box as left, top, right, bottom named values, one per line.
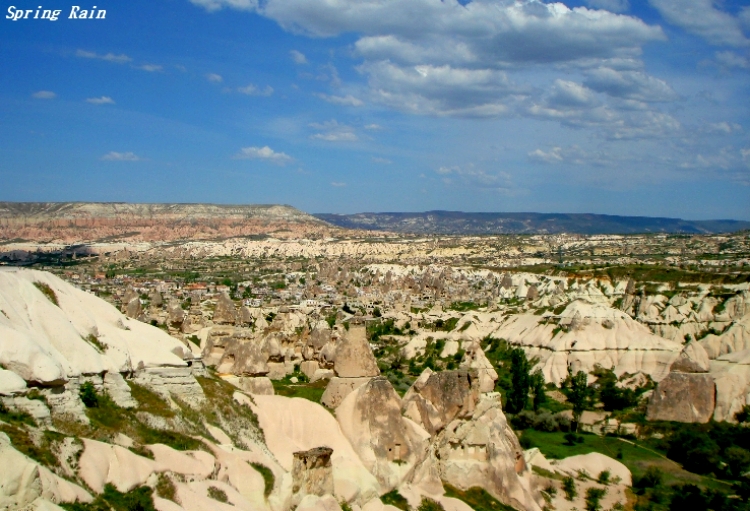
left=0, top=401, right=37, bottom=427
left=520, top=430, right=731, bottom=492
left=126, top=382, right=175, bottom=418
left=271, top=378, right=328, bottom=402
left=61, top=484, right=156, bottom=511
left=0, top=422, right=58, bottom=468
left=381, top=490, right=411, bottom=511
left=443, top=484, right=518, bottom=511
left=207, top=486, right=228, bottom=503
left=84, top=334, right=107, bottom=353
left=250, top=462, right=275, bottom=498
left=34, top=282, right=59, bottom=306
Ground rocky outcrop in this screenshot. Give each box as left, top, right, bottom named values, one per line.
left=333, top=325, right=379, bottom=378
left=434, top=393, right=540, bottom=511
left=646, top=372, right=716, bottom=423
left=292, top=447, right=334, bottom=499
left=401, top=369, right=480, bottom=436
left=213, top=293, right=239, bottom=325
left=336, top=377, right=435, bottom=492
left=670, top=341, right=710, bottom=373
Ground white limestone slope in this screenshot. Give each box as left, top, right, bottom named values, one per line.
left=492, top=300, right=682, bottom=383
left=0, top=268, right=189, bottom=386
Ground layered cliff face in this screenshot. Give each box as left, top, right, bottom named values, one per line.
left=0, top=202, right=336, bottom=243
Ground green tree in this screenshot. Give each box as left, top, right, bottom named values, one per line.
left=562, top=476, right=577, bottom=501
left=507, top=348, right=531, bottom=414
left=585, top=487, right=606, bottom=511
left=531, top=369, right=547, bottom=411
left=567, top=370, right=589, bottom=430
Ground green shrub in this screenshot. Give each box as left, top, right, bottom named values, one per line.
left=155, top=474, right=176, bottom=502
left=597, top=470, right=610, bottom=485
left=584, top=487, right=606, bottom=511
left=562, top=476, right=577, bottom=501
left=381, top=490, right=410, bottom=511
left=207, top=486, right=228, bottom=503
left=79, top=382, right=99, bottom=408
left=250, top=462, right=275, bottom=498
left=34, top=282, right=59, bottom=306
left=417, top=498, right=444, bottom=511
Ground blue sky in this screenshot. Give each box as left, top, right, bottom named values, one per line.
left=1, top=0, right=749, bottom=219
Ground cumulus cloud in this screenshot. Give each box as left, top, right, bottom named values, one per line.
left=365, top=124, right=382, bottom=130
left=235, top=145, right=293, bottom=164
left=372, top=156, right=392, bottom=164
left=584, top=68, right=678, bottom=102
left=238, top=84, right=274, bottom=96
left=309, top=120, right=358, bottom=142
left=206, top=73, right=223, bottom=82
left=315, top=93, right=364, bottom=106
left=101, top=151, right=140, bottom=161
left=330, top=181, right=347, bottom=187
left=32, top=90, right=56, bottom=99
left=86, top=96, right=115, bottom=105
left=290, top=50, right=308, bottom=64
left=584, top=0, right=630, bottom=13
left=76, top=49, right=132, bottom=64
left=649, top=0, right=750, bottom=47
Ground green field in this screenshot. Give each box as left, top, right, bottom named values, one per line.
left=521, top=430, right=733, bottom=492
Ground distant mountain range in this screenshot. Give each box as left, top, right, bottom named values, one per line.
left=314, top=211, right=750, bottom=235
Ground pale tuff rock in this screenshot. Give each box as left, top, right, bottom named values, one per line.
left=493, top=300, right=681, bottom=383
left=646, top=372, right=716, bottom=423
left=213, top=292, right=239, bottom=325
left=459, top=341, right=498, bottom=393
left=700, top=315, right=750, bottom=359
left=0, top=433, right=92, bottom=509
left=709, top=349, right=750, bottom=422
left=0, top=368, right=27, bottom=395
left=250, top=394, right=380, bottom=504
left=296, top=494, right=342, bottom=511
left=551, top=452, right=631, bottom=486
left=401, top=369, right=480, bottom=436
left=434, top=393, right=540, bottom=511
left=223, top=375, right=275, bottom=395
left=78, top=438, right=161, bottom=493
left=336, top=377, right=434, bottom=492
left=126, top=296, right=143, bottom=320
left=321, top=377, right=372, bottom=409
left=0, top=268, right=191, bottom=387
left=167, top=302, right=186, bottom=328
left=300, top=361, right=320, bottom=380
left=0, top=395, right=51, bottom=424
left=670, top=341, right=710, bottom=373
left=333, top=325, right=380, bottom=378
left=292, top=447, right=334, bottom=499
left=202, top=328, right=270, bottom=376
left=131, top=367, right=206, bottom=405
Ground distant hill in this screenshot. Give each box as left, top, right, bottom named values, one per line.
left=0, top=202, right=335, bottom=243
left=314, top=211, right=750, bottom=235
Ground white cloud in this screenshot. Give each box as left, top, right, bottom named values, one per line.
left=189, top=0, right=257, bottom=12
left=76, top=49, right=132, bottom=64
left=32, top=90, right=56, bottom=99
left=315, top=93, right=364, bottom=107
left=309, top=120, right=358, bottom=142
left=206, top=73, right=223, bottom=83
left=649, top=0, right=750, bottom=47
left=435, top=164, right=512, bottom=190
left=312, top=132, right=358, bottom=142
left=715, top=51, right=750, bottom=70
left=330, top=181, right=347, bottom=187
left=235, top=145, right=292, bottom=164
left=372, top=156, right=391, bottom=164
left=364, top=124, right=382, bottom=130
left=584, top=0, right=630, bottom=13
left=290, top=50, right=308, bottom=64
left=584, top=68, right=678, bottom=102
left=86, top=96, right=115, bottom=105
left=137, top=64, right=163, bottom=72
left=237, top=84, right=274, bottom=96
left=707, top=122, right=742, bottom=134
left=101, top=151, right=140, bottom=161
left=528, top=145, right=613, bottom=166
